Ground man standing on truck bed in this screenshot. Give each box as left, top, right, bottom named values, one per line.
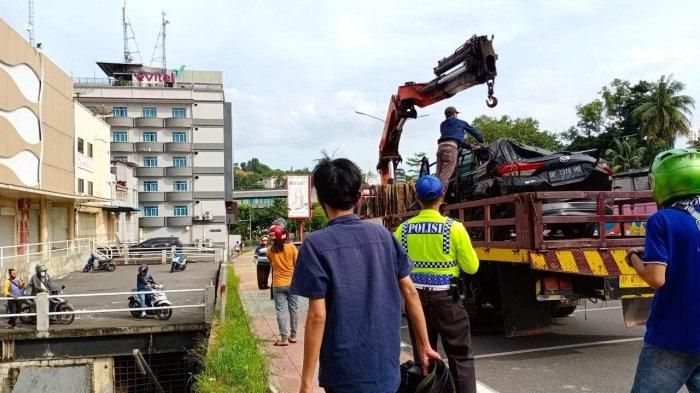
left=436, top=106, right=485, bottom=191
left=395, top=175, right=480, bottom=393
left=626, top=148, right=700, bottom=392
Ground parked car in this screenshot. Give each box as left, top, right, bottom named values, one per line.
left=129, top=237, right=182, bottom=254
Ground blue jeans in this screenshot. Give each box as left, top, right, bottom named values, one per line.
left=273, top=286, right=298, bottom=339
left=632, top=342, right=700, bottom=393
left=136, top=289, right=152, bottom=309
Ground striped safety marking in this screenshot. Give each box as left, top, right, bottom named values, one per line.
left=529, top=248, right=638, bottom=277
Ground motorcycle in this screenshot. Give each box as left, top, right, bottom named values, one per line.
left=127, top=283, right=173, bottom=320
left=20, top=284, right=75, bottom=325
left=83, top=253, right=116, bottom=272
left=170, top=252, right=187, bottom=273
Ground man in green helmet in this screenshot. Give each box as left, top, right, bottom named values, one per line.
left=626, top=148, right=700, bottom=392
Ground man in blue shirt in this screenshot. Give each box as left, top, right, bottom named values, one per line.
left=436, top=106, right=485, bottom=190
left=627, top=148, right=700, bottom=392
left=291, top=157, right=440, bottom=393
left=136, top=264, right=156, bottom=317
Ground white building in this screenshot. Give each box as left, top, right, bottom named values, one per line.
left=74, top=63, right=232, bottom=247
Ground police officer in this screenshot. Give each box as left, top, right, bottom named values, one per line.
left=395, top=175, right=480, bottom=393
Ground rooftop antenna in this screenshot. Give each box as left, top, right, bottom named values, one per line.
left=150, top=11, right=169, bottom=72
left=26, top=0, right=35, bottom=46
left=122, top=0, right=142, bottom=63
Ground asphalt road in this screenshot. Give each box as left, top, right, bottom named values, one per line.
left=9, top=260, right=219, bottom=333
left=402, top=300, right=687, bottom=393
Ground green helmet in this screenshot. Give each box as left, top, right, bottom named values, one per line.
left=650, top=148, right=700, bottom=205
left=35, top=264, right=47, bottom=274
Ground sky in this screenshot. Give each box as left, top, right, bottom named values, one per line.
left=2, top=0, right=699, bottom=174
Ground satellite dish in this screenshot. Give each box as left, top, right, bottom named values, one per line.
left=94, top=105, right=113, bottom=116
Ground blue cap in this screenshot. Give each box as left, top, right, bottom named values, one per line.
left=415, top=175, right=443, bottom=200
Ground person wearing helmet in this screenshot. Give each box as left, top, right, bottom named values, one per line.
left=436, top=106, right=485, bottom=191
left=627, top=148, right=700, bottom=392
left=267, top=224, right=299, bottom=346
left=136, top=264, right=156, bottom=317
left=396, top=175, right=479, bottom=393
left=30, top=264, right=52, bottom=296
left=254, top=236, right=271, bottom=290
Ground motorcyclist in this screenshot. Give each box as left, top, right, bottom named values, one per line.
left=136, top=264, right=156, bottom=317
left=30, top=265, right=52, bottom=296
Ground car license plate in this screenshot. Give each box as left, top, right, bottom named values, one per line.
left=620, top=274, right=649, bottom=288
left=548, top=165, right=584, bottom=182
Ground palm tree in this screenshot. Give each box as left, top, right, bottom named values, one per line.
left=632, top=75, right=695, bottom=147
left=604, top=138, right=646, bottom=172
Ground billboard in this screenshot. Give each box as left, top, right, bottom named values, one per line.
left=287, top=175, right=311, bottom=219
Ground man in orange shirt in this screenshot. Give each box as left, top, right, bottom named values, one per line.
left=267, top=224, right=299, bottom=346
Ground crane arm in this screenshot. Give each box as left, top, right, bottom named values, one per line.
left=377, top=35, right=498, bottom=184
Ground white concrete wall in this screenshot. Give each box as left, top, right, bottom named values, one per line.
left=192, top=91, right=224, bottom=101
left=192, top=102, right=223, bottom=119
left=194, top=151, right=224, bottom=167
left=193, top=175, right=222, bottom=192
left=74, top=102, right=111, bottom=199
left=0, top=357, right=114, bottom=393
left=193, top=127, right=223, bottom=143
left=194, top=200, right=224, bottom=216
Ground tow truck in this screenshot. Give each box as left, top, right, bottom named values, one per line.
left=368, top=35, right=654, bottom=336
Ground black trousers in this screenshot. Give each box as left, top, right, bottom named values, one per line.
left=6, top=299, right=20, bottom=326
left=256, top=264, right=271, bottom=289
left=407, top=289, right=476, bottom=393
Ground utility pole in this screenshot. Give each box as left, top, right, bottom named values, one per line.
left=26, top=0, right=35, bottom=46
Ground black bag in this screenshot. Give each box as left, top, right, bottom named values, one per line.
left=397, top=359, right=455, bottom=393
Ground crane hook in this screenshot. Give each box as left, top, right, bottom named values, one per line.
left=486, top=95, right=498, bottom=108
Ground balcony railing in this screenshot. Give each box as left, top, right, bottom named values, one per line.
left=72, top=77, right=223, bottom=91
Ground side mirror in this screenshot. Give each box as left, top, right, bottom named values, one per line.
left=61, top=285, right=66, bottom=290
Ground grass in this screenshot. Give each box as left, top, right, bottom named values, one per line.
left=195, top=266, right=269, bottom=393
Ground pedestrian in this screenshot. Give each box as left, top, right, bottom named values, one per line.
left=628, top=148, right=700, bottom=393
left=234, top=241, right=241, bottom=256
left=395, top=175, right=480, bottom=393
left=291, top=156, right=440, bottom=393
left=254, top=236, right=271, bottom=290
left=267, top=224, right=299, bottom=346
left=436, top=106, right=485, bottom=190
left=3, top=268, right=26, bottom=329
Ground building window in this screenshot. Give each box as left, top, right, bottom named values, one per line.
left=143, top=181, right=158, bottom=192
left=144, top=206, right=159, bottom=217
left=142, top=132, right=157, bottom=142
left=88, top=181, right=94, bottom=196
left=174, top=206, right=188, bottom=216
left=78, top=178, right=84, bottom=194
left=77, top=138, right=84, bottom=154
left=142, top=107, right=157, bottom=118
left=172, top=157, right=187, bottom=167
left=172, top=132, right=187, bottom=143
left=172, top=108, right=186, bottom=118
left=87, top=143, right=93, bottom=158
left=113, top=107, right=128, bottom=117
left=113, top=131, right=127, bottom=142
left=143, top=157, right=158, bottom=167
left=174, top=181, right=188, bottom=191
left=113, top=156, right=127, bottom=162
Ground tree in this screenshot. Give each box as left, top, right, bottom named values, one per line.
left=471, top=115, right=562, bottom=151
left=604, top=138, right=646, bottom=172
left=405, top=152, right=427, bottom=180
left=632, top=75, right=695, bottom=147
left=231, top=199, right=291, bottom=242
left=304, top=203, right=329, bottom=232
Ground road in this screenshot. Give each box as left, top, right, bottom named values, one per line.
left=402, top=301, right=687, bottom=393
left=9, top=260, right=219, bottom=334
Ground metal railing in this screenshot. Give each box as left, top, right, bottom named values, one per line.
left=0, top=286, right=214, bottom=334
left=72, top=77, right=223, bottom=91
left=0, top=238, right=95, bottom=268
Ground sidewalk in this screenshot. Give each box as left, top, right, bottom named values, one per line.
left=235, top=251, right=322, bottom=393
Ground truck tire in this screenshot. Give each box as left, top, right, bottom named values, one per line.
left=551, top=304, right=577, bottom=318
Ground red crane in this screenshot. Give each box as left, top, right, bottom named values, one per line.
left=376, top=35, right=498, bottom=185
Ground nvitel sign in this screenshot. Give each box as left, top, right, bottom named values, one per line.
left=287, top=175, right=311, bottom=219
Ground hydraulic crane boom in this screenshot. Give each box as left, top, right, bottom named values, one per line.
left=377, top=35, right=498, bottom=184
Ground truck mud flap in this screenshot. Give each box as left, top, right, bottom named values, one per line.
left=498, top=264, right=551, bottom=337
left=622, top=297, right=651, bottom=327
